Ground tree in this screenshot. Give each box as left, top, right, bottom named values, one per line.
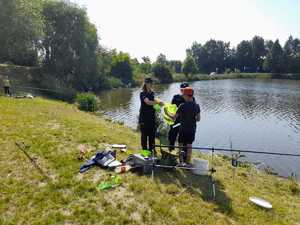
left=142, top=56, right=151, bottom=64
left=182, top=56, right=197, bottom=75
left=96, top=47, right=117, bottom=87
left=283, top=36, right=300, bottom=73
left=139, top=56, right=152, bottom=74
left=251, top=36, right=266, bottom=71
left=156, top=53, right=168, bottom=65
left=0, top=0, right=44, bottom=66
left=265, top=40, right=274, bottom=53
left=152, top=63, right=173, bottom=83
left=42, top=1, right=100, bottom=91
left=236, top=40, right=254, bottom=72
left=111, top=52, right=133, bottom=85
left=187, top=42, right=206, bottom=72
left=169, top=60, right=182, bottom=73
left=187, top=40, right=230, bottom=73
left=264, top=40, right=285, bottom=73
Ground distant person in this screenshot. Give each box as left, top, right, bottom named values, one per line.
left=3, top=76, right=10, bottom=96
left=139, top=77, right=163, bottom=152
left=176, top=87, right=201, bottom=165
left=168, top=82, right=194, bottom=151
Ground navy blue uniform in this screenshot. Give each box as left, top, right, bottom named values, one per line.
left=177, top=101, right=200, bottom=144
left=139, top=91, right=156, bottom=151
left=168, top=94, right=195, bottom=150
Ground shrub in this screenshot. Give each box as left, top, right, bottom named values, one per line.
left=234, top=68, right=241, bottom=73
left=225, top=68, right=232, bottom=74
left=111, top=52, right=133, bottom=85
left=105, top=77, right=124, bottom=88
left=182, top=56, right=197, bottom=75
left=152, top=64, right=173, bottom=83
left=76, top=93, right=99, bottom=112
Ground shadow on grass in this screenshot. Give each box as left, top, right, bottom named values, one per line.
left=152, top=168, right=233, bottom=215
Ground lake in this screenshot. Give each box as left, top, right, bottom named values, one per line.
left=98, top=79, right=300, bottom=177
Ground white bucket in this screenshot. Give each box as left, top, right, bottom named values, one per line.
left=192, top=159, right=209, bottom=175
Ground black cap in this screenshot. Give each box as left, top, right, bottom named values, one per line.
left=144, top=77, right=153, bottom=83
left=180, top=82, right=189, bottom=89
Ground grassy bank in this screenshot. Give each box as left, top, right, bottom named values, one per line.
left=0, top=97, right=299, bottom=225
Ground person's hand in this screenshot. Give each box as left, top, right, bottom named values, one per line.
left=159, top=101, right=165, bottom=107
left=155, top=98, right=164, bottom=106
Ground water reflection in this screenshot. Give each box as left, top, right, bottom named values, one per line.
left=98, top=79, right=300, bottom=177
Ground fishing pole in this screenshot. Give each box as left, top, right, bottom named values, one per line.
left=152, top=144, right=217, bottom=200
left=155, top=144, right=300, bottom=157
left=15, top=142, right=49, bottom=180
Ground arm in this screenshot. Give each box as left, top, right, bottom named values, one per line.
left=196, top=104, right=201, bottom=122
left=168, top=104, right=182, bottom=121
left=144, top=98, right=163, bottom=106
left=196, top=112, right=201, bottom=122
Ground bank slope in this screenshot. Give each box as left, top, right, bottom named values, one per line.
left=0, top=97, right=299, bottom=225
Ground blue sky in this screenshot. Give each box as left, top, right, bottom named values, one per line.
left=73, top=0, right=300, bottom=61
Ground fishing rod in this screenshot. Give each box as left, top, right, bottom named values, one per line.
left=155, top=144, right=300, bottom=157
left=152, top=144, right=217, bottom=200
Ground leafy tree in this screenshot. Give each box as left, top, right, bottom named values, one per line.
left=224, top=48, right=237, bottom=71
left=42, top=1, right=100, bottom=91
left=283, top=36, right=300, bottom=73
left=156, top=53, right=168, bottom=65
left=251, top=36, right=266, bottom=71
left=264, top=40, right=285, bottom=73
left=182, top=56, right=197, bottom=75
left=169, top=60, right=182, bottom=73
left=111, top=52, right=133, bottom=85
left=142, top=56, right=151, bottom=64
left=236, top=40, right=254, bottom=71
left=187, top=40, right=230, bottom=73
left=265, top=40, right=274, bottom=53
left=187, top=42, right=206, bottom=72
left=96, top=47, right=117, bottom=87
left=139, top=56, right=152, bottom=74
left=152, top=63, right=173, bottom=83
left=0, top=0, right=44, bottom=66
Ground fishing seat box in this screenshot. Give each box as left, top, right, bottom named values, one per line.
left=129, top=154, right=154, bottom=174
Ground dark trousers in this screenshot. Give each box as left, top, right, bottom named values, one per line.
left=168, top=124, right=180, bottom=150
left=140, top=123, right=156, bottom=152
left=4, top=86, right=10, bottom=95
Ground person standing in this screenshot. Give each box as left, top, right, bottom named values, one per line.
left=139, top=78, right=163, bottom=152
left=168, top=82, right=191, bottom=151
left=3, top=76, right=11, bottom=96
left=176, top=87, right=201, bottom=165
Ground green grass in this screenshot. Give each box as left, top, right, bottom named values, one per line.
left=0, top=97, right=299, bottom=225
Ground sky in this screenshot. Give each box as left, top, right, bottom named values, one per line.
left=72, top=0, right=300, bottom=61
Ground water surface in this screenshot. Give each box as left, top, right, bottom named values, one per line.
left=99, top=79, right=300, bottom=177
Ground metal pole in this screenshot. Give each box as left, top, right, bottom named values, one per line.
left=155, top=144, right=300, bottom=157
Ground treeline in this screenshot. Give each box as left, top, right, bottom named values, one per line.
left=1, top=0, right=299, bottom=95
left=185, top=36, right=300, bottom=74
left=0, top=0, right=138, bottom=92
